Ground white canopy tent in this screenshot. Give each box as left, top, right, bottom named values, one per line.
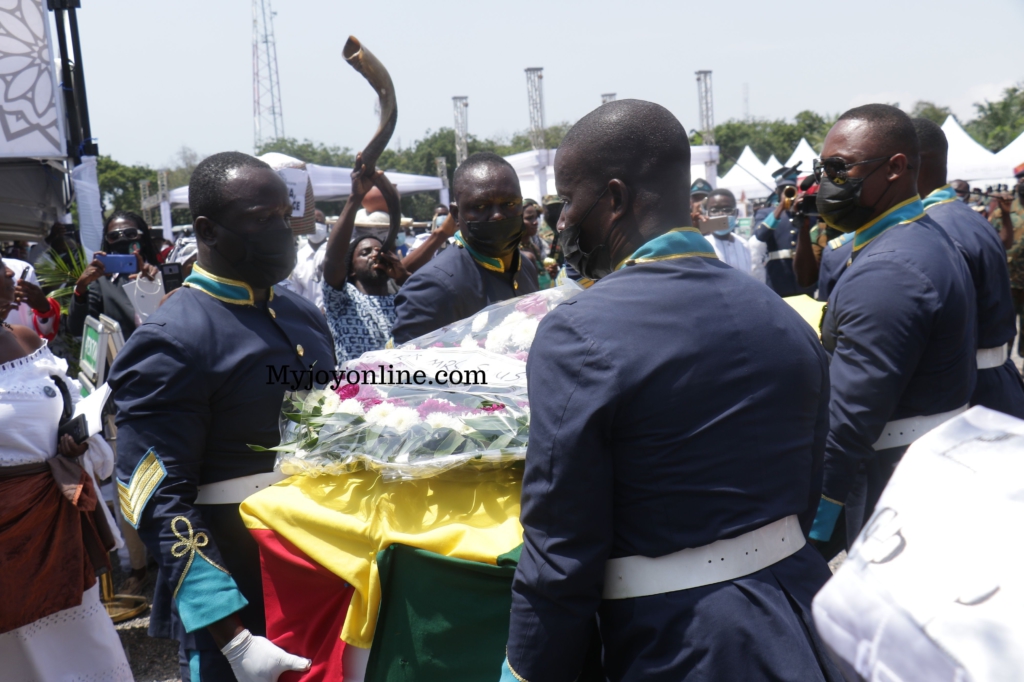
left=717, top=146, right=774, bottom=199
left=994, top=129, right=1024, bottom=180
left=169, top=164, right=444, bottom=208
left=765, top=155, right=782, bottom=175
left=941, top=116, right=1014, bottom=188
left=508, top=145, right=721, bottom=203
left=785, top=139, right=818, bottom=176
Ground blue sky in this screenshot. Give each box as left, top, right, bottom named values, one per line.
left=69, top=0, right=1024, bottom=168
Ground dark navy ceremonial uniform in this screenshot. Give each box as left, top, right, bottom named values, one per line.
left=815, top=233, right=853, bottom=302
left=754, top=206, right=816, bottom=297
left=391, top=232, right=538, bottom=345
left=108, top=264, right=334, bottom=681
left=924, top=185, right=1024, bottom=417
left=812, top=198, right=976, bottom=548
left=505, top=229, right=839, bottom=682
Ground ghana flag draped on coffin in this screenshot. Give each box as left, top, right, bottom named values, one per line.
left=240, top=284, right=581, bottom=681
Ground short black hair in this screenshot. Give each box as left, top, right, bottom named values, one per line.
left=837, top=104, right=919, bottom=161
left=911, top=117, right=948, bottom=158
left=708, top=188, right=736, bottom=202
left=189, top=151, right=272, bottom=222
left=104, top=210, right=159, bottom=265
left=452, top=152, right=517, bottom=201
left=560, top=99, right=691, bottom=191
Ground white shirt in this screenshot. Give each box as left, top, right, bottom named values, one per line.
left=3, top=258, right=39, bottom=327
left=746, top=235, right=768, bottom=284
left=707, top=232, right=754, bottom=278
left=285, top=239, right=326, bottom=311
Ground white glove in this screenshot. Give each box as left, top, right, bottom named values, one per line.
left=220, top=629, right=311, bottom=682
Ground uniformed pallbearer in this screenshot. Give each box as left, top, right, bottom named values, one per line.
left=109, top=152, right=334, bottom=682
left=913, top=117, right=1024, bottom=418
left=502, top=100, right=841, bottom=682
left=810, top=105, right=977, bottom=550
left=390, top=152, right=538, bottom=344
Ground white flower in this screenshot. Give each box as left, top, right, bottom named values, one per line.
left=320, top=391, right=342, bottom=414
left=424, top=412, right=471, bottom=434
left=382, top=407, right=420, bottom=433
left=470, top=311, right=489, bottom=333
left=460, top=334, right=478, bottom=349
left=484, top=325, right=512, bottom=353
left=364, top=401, right=398, bottom=425
left=509, top=318, right=539, bottom=351
left=337, top=398, right=365, bottom=415
left=502, top=311, right=528, bottom=325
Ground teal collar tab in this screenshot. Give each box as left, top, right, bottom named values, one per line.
left=183, top=263, right=257, bottom=305
left=852, top=196, right=925, bottom=253
left=618, top=227, right=718, bottom=270
left=922, top=184, right=957, bottom=209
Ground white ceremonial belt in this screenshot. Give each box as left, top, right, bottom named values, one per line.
left=872, top=405, right=969, bottom=451
left=977, top=343, right=1009, bottom=370
left=195, top=472, right=288, bottom=505
left=768, top=249, right=794, bottom=261
left=602, top=515, right=803, bottom=600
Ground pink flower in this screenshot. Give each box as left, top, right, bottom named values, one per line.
left=360, top=398, right=383, bottom=408
left=335, top=383, right=359, bottom=399
left=432, top=342, right=446, bottom=348
left=515, top=294, right=549, bottom=317
left=510, top=351, right=529, bottom=362
left=416, top=398, right=472, bottom=419
left=482, top=403, right=506, bottom=413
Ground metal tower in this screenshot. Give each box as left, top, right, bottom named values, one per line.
left=252, top=0, right=285, bottom=151
left=453, top=96, right=469, bottom=167
left=435, top=156, right=450, bottom=205
left=525, top=68, right=545, bottom=150
left=601, top=93, right=617, bottom=105
left=695, top=70, right=714, bottom=146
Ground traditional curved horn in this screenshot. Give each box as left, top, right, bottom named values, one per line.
left=343, top=36, right=402, bottom=253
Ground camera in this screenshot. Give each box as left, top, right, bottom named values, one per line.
left=793, top=193, right=819, bottom=217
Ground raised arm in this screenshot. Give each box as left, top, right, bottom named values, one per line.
left=323, top=154, right=382, bottom=290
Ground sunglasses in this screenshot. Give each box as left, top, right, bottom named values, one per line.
left=105, top=227, right=143, bottom=244
left=813, top=156, right=890, bottom=185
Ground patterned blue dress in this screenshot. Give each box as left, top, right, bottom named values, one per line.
left=322, top=280, right=397, bottom=364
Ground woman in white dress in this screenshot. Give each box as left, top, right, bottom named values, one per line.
left=0, top=259, right=132, bottom=681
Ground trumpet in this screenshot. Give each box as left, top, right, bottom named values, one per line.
left=781, top=185, right=798, bottom=210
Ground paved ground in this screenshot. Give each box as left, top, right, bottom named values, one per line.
left=111, top=562, right=180, bottom=682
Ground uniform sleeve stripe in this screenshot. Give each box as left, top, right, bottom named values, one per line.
left=118, top=448, right=167, bottom=528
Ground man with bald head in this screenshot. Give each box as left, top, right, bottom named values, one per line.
left=502, top=100, right=840, bottom=682
left=391, top=152, right=537, bottom=344
left=913, top=117, right=1024, bottom=418
left=108, top=152, right=333, bottom=681
left=809, top=105, right=976, bottom=552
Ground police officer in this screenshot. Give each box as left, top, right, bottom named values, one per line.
left=108, top=152, right=334, bottom=682
left=503, top=100, right=840, bottom=682
left=913, top=117, right=1024, bottom=418
left=390, top=152, right=538, bottom=345
left=810, top=105, right=976, bottom=551
left=753, top=166, right=816, bottom=297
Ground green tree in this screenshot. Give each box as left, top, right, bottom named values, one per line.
left=96, top=155, right=157, bottom=215
left=713, top=118, right=802, bottom=174
left=910, top=101, right=952, bottom=126
left=256, top=137, right=357, bottom=167
left=965, top=84, right=1024, bottom=152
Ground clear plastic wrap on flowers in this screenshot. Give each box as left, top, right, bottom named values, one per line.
left=270, top=283, right=582, bottom=480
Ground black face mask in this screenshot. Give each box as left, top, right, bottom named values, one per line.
left=461, top=215, right=524, bottom=259
left=213, top=223, right=297, bottom=289
left=560, top=187, right=612, bottom=279
left=816, top=159, right=891, bottom=233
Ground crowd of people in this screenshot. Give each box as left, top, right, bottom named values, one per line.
left=2, top=97, right=1024, bottom=682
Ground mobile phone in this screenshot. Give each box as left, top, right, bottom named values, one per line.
left=160, top=262, right=183, bottom=293
left=96, top=253, right=139, bottom=275
left=58, top=414, right=89, bottom=445
left=700, top=215, right=729, bottom=235
left=19, top=266, right=29, bottom=281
